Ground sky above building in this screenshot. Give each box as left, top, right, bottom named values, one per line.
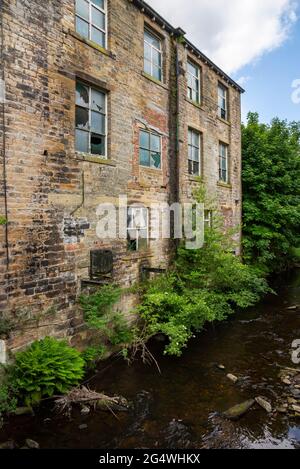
left=148, top=0, right=300, bottom=124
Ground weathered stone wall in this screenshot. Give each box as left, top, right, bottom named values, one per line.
left=0, top=0, right=242, bottom=356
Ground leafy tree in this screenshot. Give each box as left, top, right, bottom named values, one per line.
left=242, top=112, right=300, bottom=273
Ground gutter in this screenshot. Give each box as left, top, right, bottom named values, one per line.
left=129, top=0, right=245, bottom=93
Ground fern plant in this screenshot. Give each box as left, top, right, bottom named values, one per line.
left=10, top=337, right=85, bottom=406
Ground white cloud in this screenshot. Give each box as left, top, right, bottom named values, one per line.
left=147, top=0, right=299, bottom=74
left=236, top=76, right=252, bottom=87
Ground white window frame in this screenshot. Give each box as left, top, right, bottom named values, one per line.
left=218, top=83, right=228, bottom=120
left=204, top=210, right=213, bottom=228
left=75, top=0, right=107, bottom=49
left=219, top=142, right=229, bottom=183
left=188, top=128, right=201, bottom=176
left=144, top=28, right=163, bottom=82
left=75, top=81, right=107, bottom=157
left=187, top=61, right=201, bottom=104
left=127, top=207, right=149, bottom=252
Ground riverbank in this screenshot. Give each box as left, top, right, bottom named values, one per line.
left=0, top=270, right=299, bottom=449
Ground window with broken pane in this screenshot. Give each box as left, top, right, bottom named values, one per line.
left=219, top=142, right=229, bottom=183
left=144, top=29, right=162, bottom=82
left=139, top=129, right=161, bottom=169
left=188, top=128, right=201, bottom=176
left=127, top=207, right=149, bottom=252
left=75, top=81, right=106, bottom=156
left=75, top=0, right=106, bottom=48
left=218, top=83, right=228, bottom=120
left=187, top=61, right=200, bottom=103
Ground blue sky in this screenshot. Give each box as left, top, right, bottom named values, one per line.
left=235, top=20, right=300, bottom=123
left=149, top=0, right=300, bottom=124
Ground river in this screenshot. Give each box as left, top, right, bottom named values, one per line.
left=0, top=271, right=299, bottom=449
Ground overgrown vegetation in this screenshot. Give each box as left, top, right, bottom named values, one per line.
left=0, top=216, right=7, bottom=226
left=80, top=285, right=135, bottom=347
left=1, top=337, right=85, bottom=408
left=242, top=113, right=300, bottom=273
left=80, top=183, right=270, bottom=358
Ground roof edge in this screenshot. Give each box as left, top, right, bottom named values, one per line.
left=128, top=0, right=245, bottom=93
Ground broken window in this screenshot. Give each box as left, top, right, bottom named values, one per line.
left=75, top=81, right=107, bottom=157
left=75, top=0, right=106, bottom=48
left=127, top=207, right=149, bottom=252
left=188, top=128, right=201, bottom=176
left=139, top=129, right=162, bottom=169
left=187, top=61, right=201, bottom=103
left=219, top=142, right=229, bottom=183
left=218, top=83, right=228, bottom=120
left=144, top=29, right=162, bottom=82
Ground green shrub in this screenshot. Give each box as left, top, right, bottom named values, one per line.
left=10, top=337, right=85, bottom=406
left=137, top=183, right=271, bottom=357
left=82, top=345, right=107, bottom=369
left=0, top=216, right=7, bottom=226
left=0, top=384, right=17, bottom=418
left=80, top=284, right=122, bottom=330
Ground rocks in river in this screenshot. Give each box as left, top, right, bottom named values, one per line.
left=78, top=424, right=88, bottom=430
left=255, top=396, right=272, bottom=413
left=217, top=364, right=226, bottom=370
left=25, top=439, right=39, bottom=449
left=227, top=374, right=239, bottom=384
left=223, top=399, right=255, bottom=420
left=80, top=405, right=90, bottom=415
left=0, top=440, right=15, bottom=449
left=14, top=406, right=34, bottom=416
left=286, top=305, right=298, bottom=311
left=291, top=404, right=300, bottom=413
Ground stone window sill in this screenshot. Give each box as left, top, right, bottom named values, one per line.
left=217, top=181, right=232, bottom=189
left=185, top=97, right=204, bottom=111
left=69, top=30, right=115, bottom=59
left=142, top=72, right=168, bottom=90
left=75, top=152, right=116, bottom=166
left=217, top=116, right=231, bottom=126
left=140, top=165, right=162, bottom=173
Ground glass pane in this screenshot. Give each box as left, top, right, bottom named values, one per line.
left=92, top=7, right=105, bottom=30
left=144, top=59, right=152, bottom=75
left=192, top=131, right=199, bottom=147
left=140, top=148, right=150, bottom=167
left=152, top=65, right=161, bottom=81
left=127, top=228, right=137, bottom=240
left=150, top=134, right=160, bottom=152
left=76, top=0, right=89, bottom=20
left=91, top=89, right=105, bottom=112
left=152, top=49, right=161, bottom=67
left=91, top=111, right=105, bottom=133
left=193, top=162, right=199, bottom=175
left=188, top=62, right=198, bottom=77
left=76, top=17, right=89, bottom=38
left=144, top=30, right=160, bottom=50
left=76, top=129, right=89, bottom=153
left=92, top=0, right=104, bottom=9
left=91, top=133, right=105, bottom=155
left=76, top=106, right=89, bottom=129
left=188, top=159, right=193, bottom=175
left=193, top=146, right=199, bottom=162
left=188, top=130, right=192, bottom=145
left=140, top=130, right=149, bottom=149
left=91, top=27, right=105, bottom=47
left=144, top=42, right=151, bottom=61
left=151, top=152, right=161, bottom=169
left=188, top=145, right=192, bottom=159
left=76, top=82, right=89, bottom=107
